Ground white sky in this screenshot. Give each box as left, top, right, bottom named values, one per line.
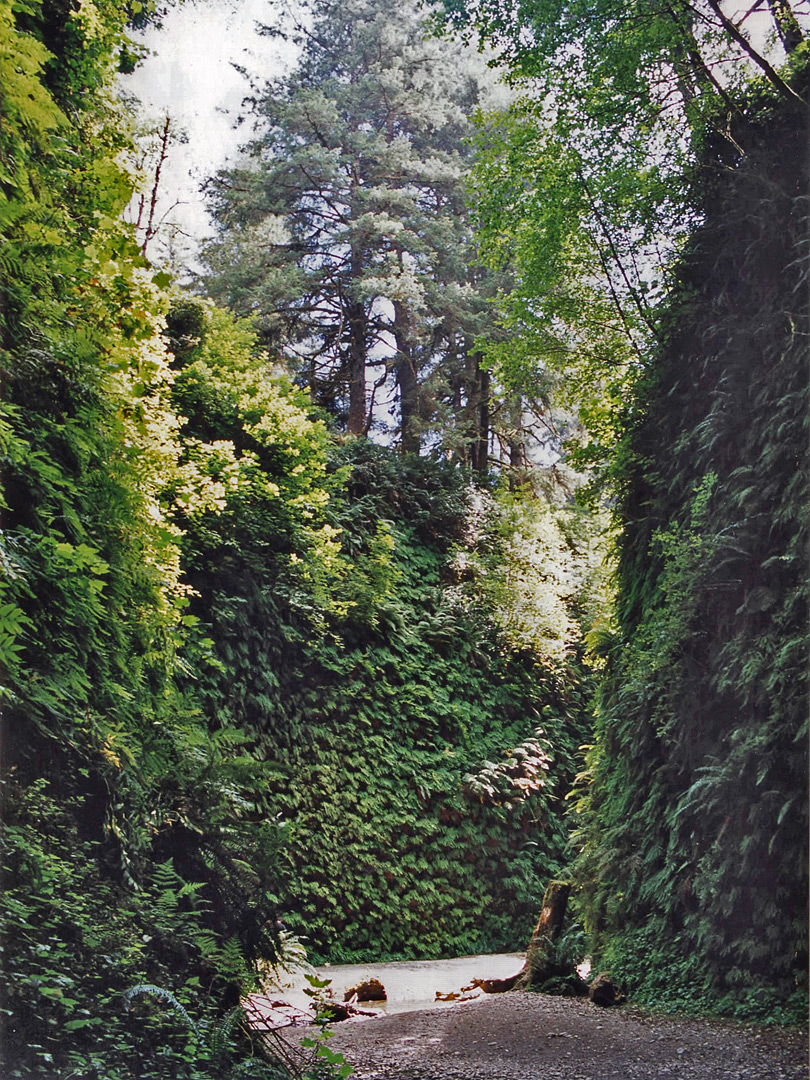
left=121, top=0, right=300, bottom=267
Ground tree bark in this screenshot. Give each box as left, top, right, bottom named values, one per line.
left=766, top=0, right=804, bottom=55
left=394, top=299, right=420, bottom=455
left=508, top=432, right=527, bottom=472
left=701, top=0, right=805, bottom=104
left=469, top=359, right=490, bottom=477
left=470, top=880, right=574, bottom=995
left=346, top=298, right=367, bottom=436
left=513, top=880, right=571, bottom=990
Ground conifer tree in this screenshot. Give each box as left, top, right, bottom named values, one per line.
left=201, top=0, right=508, bottom=463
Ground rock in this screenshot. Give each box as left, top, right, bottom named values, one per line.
left=344, top=978, right=387, bottom=1002
left=320, top=1001, right=353, bottom=1022
left=588, top=972, right=625, bottom=1007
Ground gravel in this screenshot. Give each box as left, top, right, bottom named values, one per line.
left=323, top=991, right=808, bottom=1080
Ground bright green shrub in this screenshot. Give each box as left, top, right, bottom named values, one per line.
left=0, top=6, right=296, bottom=1076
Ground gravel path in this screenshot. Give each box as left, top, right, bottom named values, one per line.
left=325, top=992, right=808, bottom=1080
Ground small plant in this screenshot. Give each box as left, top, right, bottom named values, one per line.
left=298, top=1035, right=353, bottom=1080
left=534, top=922, right=590, bottom=995
left=123, top=978, right=354, bottom=1080
left=546, top=921, right=588, bottom=973
left=298, top=976, right=354, bottom=1080
left=123, top=984, right=202, bottom=1038
left=123, top=984, right=246, bottom=1072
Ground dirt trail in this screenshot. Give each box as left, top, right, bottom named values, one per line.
left=325, top=991, right=808, bottom=1080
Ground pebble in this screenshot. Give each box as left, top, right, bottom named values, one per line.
left=319, top=991, right=808, bottom=1080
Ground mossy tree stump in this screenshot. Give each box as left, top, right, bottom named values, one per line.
left=513, top=880, right=571, bottom=990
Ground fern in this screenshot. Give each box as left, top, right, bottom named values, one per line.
left=122, top=984, right=200, bottom=1038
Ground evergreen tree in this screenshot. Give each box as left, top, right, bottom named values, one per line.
left=201, top=0, right=507, bottom=463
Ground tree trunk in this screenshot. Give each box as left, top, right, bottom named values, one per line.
left=469, top=359, right=490, bottom=477
left=703, top=0, right=804, bottom=104
left=766, top=0, right=804, bottom=54
left=478, top=366, right=490, bottom=476
left=347, top=299, right=367, bottom=436
left=394, top=299, right=420, bottom=455
left=508, top=433, right=527, bottom=471
left=449, top=353, right=469, bottom=466
left=513, top=880, right=571, bottom=990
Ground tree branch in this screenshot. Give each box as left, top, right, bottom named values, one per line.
left=699, top=0, right=807, bottom=104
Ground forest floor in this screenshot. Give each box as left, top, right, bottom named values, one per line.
left=323, top=991, right=808, bottom=1080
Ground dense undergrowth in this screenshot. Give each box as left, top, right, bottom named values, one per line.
left=0, top=4, right=595, bottom=1075
left=0, top=5, right=296, bottom=1074
left=178, top=431, right=595, bottom=963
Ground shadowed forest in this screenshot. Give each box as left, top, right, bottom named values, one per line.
left=0, top=0, right=807, bottom=1076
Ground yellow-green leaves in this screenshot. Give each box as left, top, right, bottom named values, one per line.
left=0, top=1, right=63, bottom=141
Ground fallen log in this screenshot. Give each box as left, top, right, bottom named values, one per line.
left=469, top=974, right=522, bottom=994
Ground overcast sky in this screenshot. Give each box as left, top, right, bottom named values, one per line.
left=121, top=0, right=300, bottom=267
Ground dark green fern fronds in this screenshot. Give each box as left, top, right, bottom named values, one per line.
left=207, top=1005, right=247, bottom=1067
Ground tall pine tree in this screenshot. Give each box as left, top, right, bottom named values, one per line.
left=201, top=0, right=508, bottom=463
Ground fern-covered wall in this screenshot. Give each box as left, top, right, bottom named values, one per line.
left=0, top=7, right=335, bottom=1072
left=576, top=71, right=809, bottom=1017
left=180, top=438, right=594, bottom=963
